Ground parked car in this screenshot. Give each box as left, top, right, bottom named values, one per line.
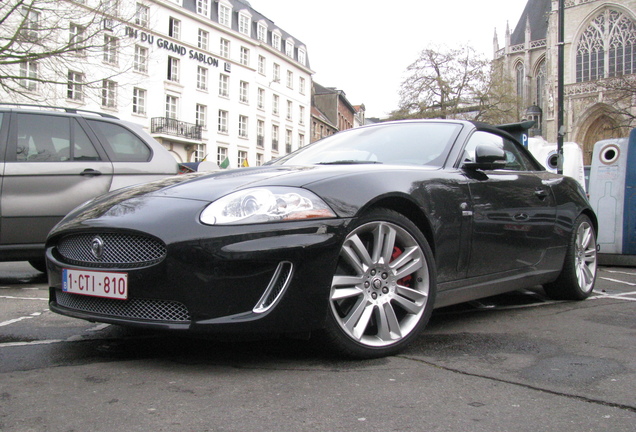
left=46, top=120, right=598, bottom=358
left=0, top=104, right=179, bottom=271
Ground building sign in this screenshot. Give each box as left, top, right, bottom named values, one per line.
left=126, top=27, right=220, bottom=67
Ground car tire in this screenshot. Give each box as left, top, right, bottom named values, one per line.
left=28, top=258, right=47, bottom=273
left=544, top=214, right=597, bottom=300
left=322, top=208, right=436, bottom=359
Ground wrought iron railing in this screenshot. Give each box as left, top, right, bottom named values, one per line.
left=151, top=117, right=202, bottom=140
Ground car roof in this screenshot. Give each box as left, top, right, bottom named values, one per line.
left=0, top=103, right=118, bottom=119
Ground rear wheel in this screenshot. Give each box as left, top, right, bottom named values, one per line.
left=544, top=214, right=597, bottom=300
left=323, top=209, right=436, bottom=359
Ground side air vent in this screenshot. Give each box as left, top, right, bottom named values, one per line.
left=253, top=261, right=293, bottom=313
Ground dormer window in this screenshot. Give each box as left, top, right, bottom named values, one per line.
left=196, top=0, right=209, bottom=16
left=285, top=39, right=294, bottom=57
left=218, top=2, right=231, bottom=27
left=257, top=21, right=267, bottom=42
left=239, top=11, right=251, bottom=36
left=298, top=48, right=306, bottom=66
left=272, top=31, right=281, bottom=51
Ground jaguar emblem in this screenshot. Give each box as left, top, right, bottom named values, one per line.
left=91, top=236, right=105, bottom=259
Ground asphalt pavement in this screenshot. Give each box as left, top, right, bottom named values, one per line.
left=0, top=261, right=634, bottom=432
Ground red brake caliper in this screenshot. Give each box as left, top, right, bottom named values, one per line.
left=392, top=247, right=412, bottom=287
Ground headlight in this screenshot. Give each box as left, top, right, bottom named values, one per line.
left=200, top=187, right=336, bottom=225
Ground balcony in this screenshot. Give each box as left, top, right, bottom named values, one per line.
left=151, top=117, right=202, bottom=140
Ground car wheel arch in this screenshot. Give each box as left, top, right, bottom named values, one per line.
left=359, top=196, right=436, bottom=257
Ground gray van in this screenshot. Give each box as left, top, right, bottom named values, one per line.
left=0, top=104, right=179, bottom=271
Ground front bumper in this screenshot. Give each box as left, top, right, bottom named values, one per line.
left=47, top=208, right=349, bottom=334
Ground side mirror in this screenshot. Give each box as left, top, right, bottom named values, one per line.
left=462, top=144, right=507, bottom=170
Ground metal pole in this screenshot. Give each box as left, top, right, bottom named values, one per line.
left=557, top=0, right=565, bottom=174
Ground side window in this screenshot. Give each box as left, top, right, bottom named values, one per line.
left=86, top=120, right=151, bottom=162
left=15, top=114, right=100, bottom=162
left=464, top=131, right=536, bottom=171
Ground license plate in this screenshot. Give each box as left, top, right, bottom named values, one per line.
left=62, top=269, right=128, bottom=300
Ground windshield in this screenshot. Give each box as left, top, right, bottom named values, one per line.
left=275, top=122, right=463, bottom=167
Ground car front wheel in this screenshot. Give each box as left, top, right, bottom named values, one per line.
left=544, top=214, right=597, bottom=300
left=323, top=209, right=436, bottom=359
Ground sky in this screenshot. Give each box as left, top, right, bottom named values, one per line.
left=248, top=0, right=529, bottom=118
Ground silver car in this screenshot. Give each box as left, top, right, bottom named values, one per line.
left=0, top=104, right=179, bottom=271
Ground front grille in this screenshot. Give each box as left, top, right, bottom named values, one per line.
left=56, top=291, right=191, bottom=322
left=57, top=233, right=167, bottom=268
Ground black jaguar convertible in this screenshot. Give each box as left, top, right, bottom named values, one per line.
left=46, top=120, right=597, bottom=358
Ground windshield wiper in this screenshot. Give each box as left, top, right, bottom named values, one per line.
left=317, top=160, right=382, bottom=165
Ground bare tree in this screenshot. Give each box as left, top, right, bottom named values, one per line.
left=472, top=60, right=523, bottom=125
left=596, top=75, right=636, bottom=130
left=0, top=0, right=136, bottom=103
left=391, top=44, right=490, bottom=120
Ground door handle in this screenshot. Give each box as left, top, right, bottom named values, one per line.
left=80, top=168, right=102, bottom=177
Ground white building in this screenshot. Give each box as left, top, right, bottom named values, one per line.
left=2, top=0, right=313, bottom=167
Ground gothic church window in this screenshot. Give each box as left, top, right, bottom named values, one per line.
left=576, top=9, right=636, bottom=82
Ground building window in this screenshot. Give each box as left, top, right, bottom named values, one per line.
left=166, top=95, right=178, bottom=119
left=258, top=55, right=266, bottom=75
left=239, top=13, right=251, bottom=36
left=217, top=146, right=228, bottom=167
left=134, top=45, right=148, bottom=73
left=239, top=81, right=249, bottom=103
left=220, top=38, right=230, bottom=58
left=286, top=100, right=293, bottom=121
left=67, top=71, right=84, bottom=101
left=101, top=80, right=117, bottom=108
left=536, top=59, right=546, bottom=109
left=299, top=77, right=306, bottom=95
left=218, top=3, right=231, bottom=27
left=257, top=23, right=267, bottom=42
left=219, top=74, right=229, bottom=97
left=299, top=106, right=305, bottom=125
left=272, top=32, right=281, bottom=51
left=20, top=7, right=39, bottom=41
left=576, top=8, right=636, bottom=82
left=196, top=104, right=207, bottom=129
left=198, top=29, right=209, bottom=50
left=298, top=133, right=305, bottom=148
left=256, top=153, right=264, bottom=166
left=218, top=110, right=228, bottom=133
left=135, top=3, right=149, bottom=27
left=285, top=129, right=292, bottom=153
left=285, top=40, right=294, bottom=57
left=257, top=88, right=265, bottom=110
left=273, top=63, right=280, bottom=82
left=257, top=120, right=265, bottom=148
left=238, top=150, right=248, bottom=167
left=298, top=49, right=306, bottom=66
left=240, top=47, right=250, bottom=66
left=272, top=94, right=279, bottom=115
left=133, top=87, right=146, bottom=115
left=169, top=17, right=180, bottom=39
left=167, top=56, right=179, bottom=82
left=19, top=61, right=37, bottom=91
left=286, top=70, right=293, bottom=89
left=515, top=62, right=524, bottom=100
left=196, top=0, right=209, bottom=16
left=69, top=24, right=86, bottom=54
left=197, top=66, right=208, bottom=91
left=238, top=115, right=248, bottom=138
left=272, top=125, right=279, bottom=151
left=103, top=35, right=118, bottom=64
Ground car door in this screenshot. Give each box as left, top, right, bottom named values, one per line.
left=463, top=131, right=557, bottom=277
left=0, top=112, right=114, bottom=246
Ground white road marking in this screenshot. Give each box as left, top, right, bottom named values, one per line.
left=0, top=295, right=48, bottom=300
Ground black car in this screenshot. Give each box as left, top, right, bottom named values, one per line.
left=46, top=120, right=598, bottom=358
